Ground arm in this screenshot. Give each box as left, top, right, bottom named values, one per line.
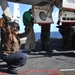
left=18, top=25, right=32, bottom=38
left=0, top=18, right=5, bottom=28
left=5, top=25, right=12, bottom=42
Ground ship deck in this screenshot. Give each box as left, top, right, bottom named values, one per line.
left=0, top=38, right=75, bottom=75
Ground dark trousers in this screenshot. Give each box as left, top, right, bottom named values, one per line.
left=2, top=51, right=28, bottom=69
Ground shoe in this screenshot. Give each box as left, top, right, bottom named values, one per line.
left=23, top=50, right=31, bottom=54
left=8, top=68, right=18, bottom=74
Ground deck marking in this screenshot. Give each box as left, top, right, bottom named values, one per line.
left=20, top=70, right=59, bottom=74
left=60, top=69, right=75, bottom=71
left=53, top=50, right=75, bottom=53
left=0, top=72, right=8, bottom=74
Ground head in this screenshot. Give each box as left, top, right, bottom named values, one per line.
left=29, top=9, right=33, bottom=14
left=9, top=22, right=20, bottom=35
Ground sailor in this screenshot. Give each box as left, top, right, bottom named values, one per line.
left=67, top=22, right=75, bottom=49
left=1, top=17, right=31, bottom=74
left=57, top=20, right=73, bottom=49
left=23, top=8, right=35, bottom=52
left=40, top=23, right=51, bottom=55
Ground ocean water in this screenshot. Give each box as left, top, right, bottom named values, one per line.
left=0, top=32, right=62, bottom=41
left=50, top=32, right=62, bottom=38
left=35, top=31, right=62, bottom=40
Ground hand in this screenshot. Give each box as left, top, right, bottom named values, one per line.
left=0, top=18, right=4, bottom=28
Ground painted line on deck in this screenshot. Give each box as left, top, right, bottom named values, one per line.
left=1, top=69, right=75, bottom=74
left=20, top=70, right=59, bottom=74
left=0, top=72, right=8, bottom=74
left=60, top=69, right=75, bottom=71
left=0, top=70, right=59, bottom=74
left=53, top=50, right=75, bottom=53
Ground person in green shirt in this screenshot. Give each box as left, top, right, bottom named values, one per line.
left=23, top=9, right=35, bottom=53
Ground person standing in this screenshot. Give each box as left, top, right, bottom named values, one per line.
left=57, top=20, right=74, bottom=49
left=23, top=9, right=35, bottom=52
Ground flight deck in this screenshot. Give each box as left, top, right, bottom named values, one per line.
left=0, top=38, right=75, bottom=75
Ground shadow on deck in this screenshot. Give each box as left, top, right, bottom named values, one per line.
left=20, top=38, right=63, bottom=51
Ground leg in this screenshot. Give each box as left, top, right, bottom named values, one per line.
left=41, top=27, right=46, bottom=50
left=2, top=52, right=28, bottom=74
left=25, top=29, right=32, bottom=50
left=41, top=24, right=51, bottom=54
left=31, top=27, right=35, bottom=50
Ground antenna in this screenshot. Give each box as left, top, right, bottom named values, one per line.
left=13, top=3, right=20, bottom=24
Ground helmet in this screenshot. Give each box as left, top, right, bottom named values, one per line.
left=9, top=22, right=20, bottom=31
